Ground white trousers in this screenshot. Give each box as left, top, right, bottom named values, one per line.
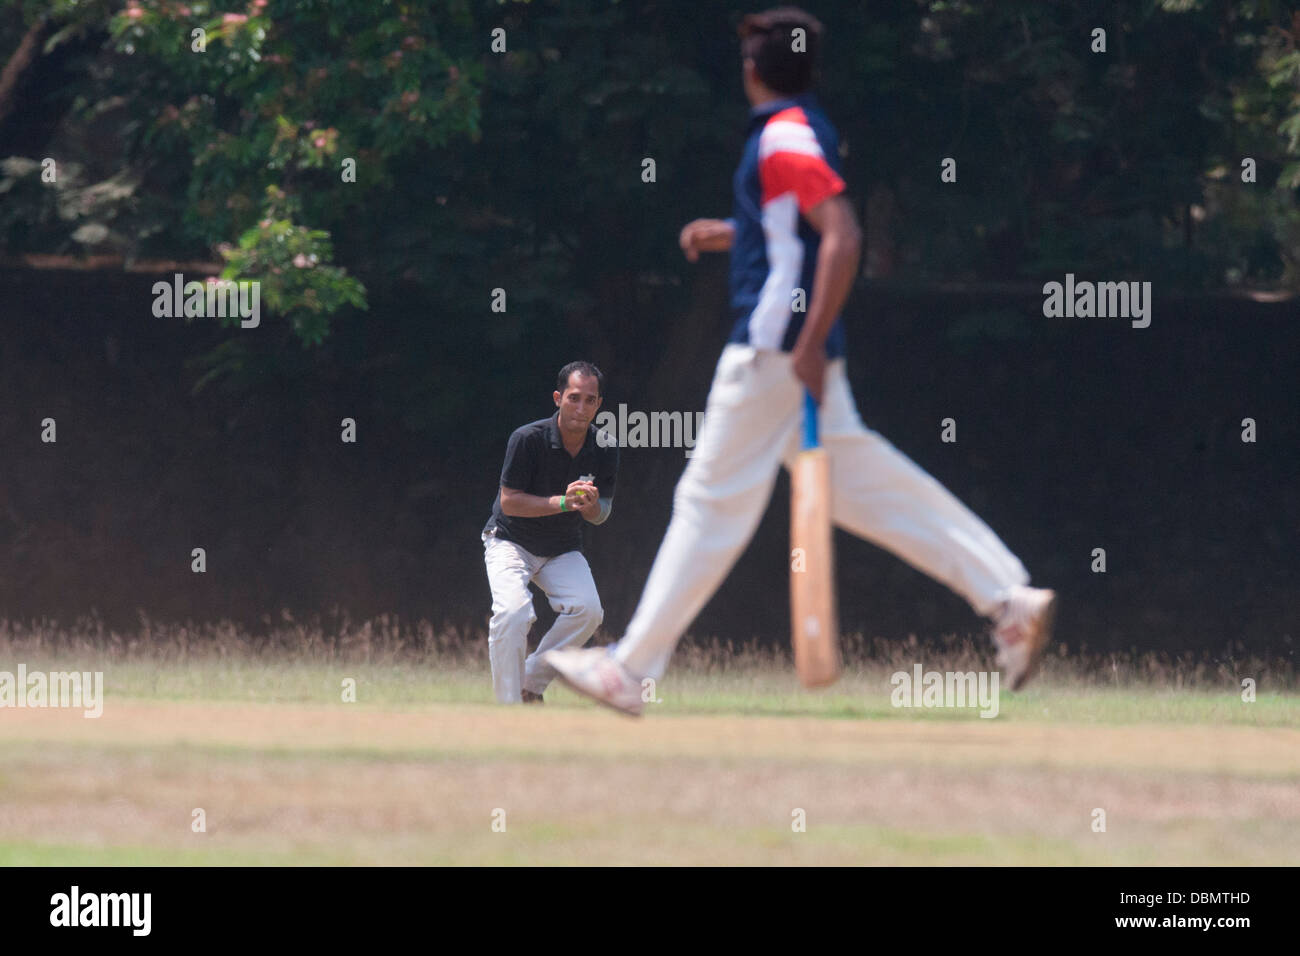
left=613, top=344, right=1029, bottom=681
left=482, top=533, right=604, bottom=702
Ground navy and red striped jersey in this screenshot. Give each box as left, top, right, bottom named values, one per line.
left=725, top=93, right=848, bottom=358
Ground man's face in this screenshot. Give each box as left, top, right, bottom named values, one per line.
left=553, top=372, right=602, bottom=432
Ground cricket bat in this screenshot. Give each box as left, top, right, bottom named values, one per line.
left=790, top=389, right=841, bottom=688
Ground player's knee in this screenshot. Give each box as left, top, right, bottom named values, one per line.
left=573, top=598, right=603, bottom=631
left=489, top=599, right=535, bottom=642
left=674, top=471, right=707, bottom=504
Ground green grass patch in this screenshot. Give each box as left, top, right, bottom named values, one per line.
left=0, top=652, right=1296, bottom=726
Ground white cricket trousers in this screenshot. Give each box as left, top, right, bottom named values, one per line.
left=482, top=533, right=604, bottom=702
left=613, top=343, right=1029, bottom=681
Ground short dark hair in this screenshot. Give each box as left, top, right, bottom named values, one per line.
left=738, top=7, right=823, bottom=95
left=556, top=360, right=604, bottom=396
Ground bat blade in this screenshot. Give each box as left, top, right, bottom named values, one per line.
left=790, top=445, right=841, bottom=688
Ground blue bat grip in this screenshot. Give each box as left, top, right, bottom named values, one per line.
left=802, top=389, right=819, bottom=450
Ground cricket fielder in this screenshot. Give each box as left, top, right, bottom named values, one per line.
left=482, top=361, right=618, bottom=704
left=547, top=7, right=1055, bottom=715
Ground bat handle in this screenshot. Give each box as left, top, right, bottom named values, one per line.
left=802, top=389, right=820, bottom=450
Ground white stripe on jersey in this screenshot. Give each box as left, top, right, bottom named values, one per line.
left=757, top=119, right=824, bottom=160
left=747, top=192, right=803, bottom=350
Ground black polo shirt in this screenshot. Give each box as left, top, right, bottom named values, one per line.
left=483, top=412, right=619, bottom=557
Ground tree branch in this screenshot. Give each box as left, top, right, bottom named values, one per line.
left=0, top=16, right=49, bottom=129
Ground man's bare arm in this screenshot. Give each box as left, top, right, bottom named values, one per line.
left=500, top=485, right=584, bottom=517
left=790, top=194, right=862, bottom=401
left=581, top=495, right=612, bottom=525
left=679, top=218, right=736, bottom=262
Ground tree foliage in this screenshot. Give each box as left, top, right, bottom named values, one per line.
left=1, top=0, right=1297, bottom=388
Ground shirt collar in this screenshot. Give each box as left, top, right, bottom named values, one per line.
left=747, top=91, right=815, bottom=130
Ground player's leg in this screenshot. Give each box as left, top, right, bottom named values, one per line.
left=803, top=360, right=1028, bottom=616
left=482, top=534, right=542, bottom=703
left=524, top=549, right=604, bottom=695
left=803, top=361, right=1055, bottom=687
left=610, top=344, right=802, bottom=681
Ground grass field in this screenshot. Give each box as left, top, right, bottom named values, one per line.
left=1, top=617, right=1297, bottom=865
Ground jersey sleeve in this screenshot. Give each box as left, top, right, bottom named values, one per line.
left=758, top=110, right=846, bottom=215
left=499, top=427, right=537, bottom=491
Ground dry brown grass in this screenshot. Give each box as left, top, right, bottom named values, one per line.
left=2, top=612, right=1294, bottom=689
left=2, top=701, right=1299, bottom=865
left=2, top=616, right=1297, bottom=864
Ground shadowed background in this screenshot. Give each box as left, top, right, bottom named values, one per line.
left=0, top=0, right=1296, bottom=657
left=2, top=268, right=1293, bottom=655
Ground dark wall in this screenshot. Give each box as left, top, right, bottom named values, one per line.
left=1, top=267, right=1295, bottom=655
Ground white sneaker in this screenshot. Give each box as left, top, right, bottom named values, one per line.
left=992, top=586, right=1057, bottom=690
left=544, top=646, right=645, bottom=717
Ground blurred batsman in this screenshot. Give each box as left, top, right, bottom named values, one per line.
left=546, top=7, right=1055, bottom=715
left=481, top=362, right=618, bottom=703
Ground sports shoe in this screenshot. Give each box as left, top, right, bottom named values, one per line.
left=544, top=646, right=644, bottom=717
left=521, top=689, right=544, bottom=705
left=992, top=586, right=1057, bottom=690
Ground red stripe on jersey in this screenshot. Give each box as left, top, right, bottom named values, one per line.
left=759, top=150, right=846, bottom=213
